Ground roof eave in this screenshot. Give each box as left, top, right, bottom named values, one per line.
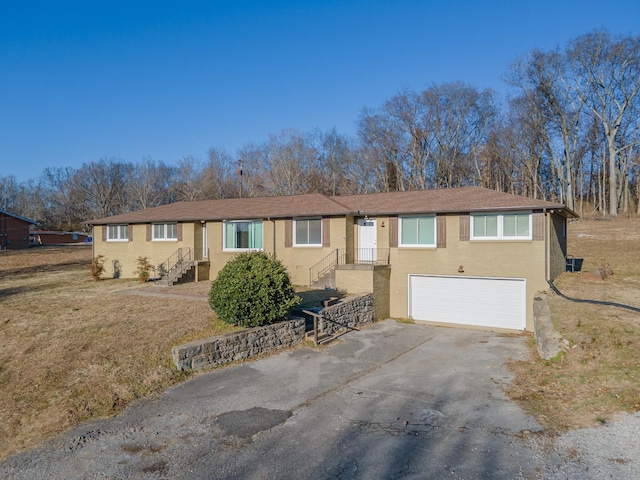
left=0, top=208, right=38, bottom=224
left=347, top=205, right=576, bottom=216
left=86, top=211, right=355, bottom=225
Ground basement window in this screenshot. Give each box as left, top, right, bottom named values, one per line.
left=106, top=224, right=128, bottom=241
left=294, top=218, right=322, bottom=246
left=471, top=213, right=531, bottom=240
left=152, top=223, right=178, bottom=241
left=399, top=216, right=436, bottom=247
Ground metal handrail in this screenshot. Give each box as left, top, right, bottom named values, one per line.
left=309, top=249, right=345, bottom=286
left=353, top=248, right=390, bottom=265
left=308, top=248, right=390, bottom=285
left=302, top=307, right=360, bottom=347
left=157, top=248, right=185, bottom=279
left=157, top=247, right=209, bottom=282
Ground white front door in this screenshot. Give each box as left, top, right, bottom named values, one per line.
left=358, top=219, right=377, bottom=262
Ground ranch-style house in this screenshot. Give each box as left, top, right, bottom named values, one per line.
left=87, top=186, right=576, bottom=332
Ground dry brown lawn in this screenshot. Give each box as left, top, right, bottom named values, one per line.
left=0, top=246, right=236, bottom=460
left=506, top=217, right=640, bottom=432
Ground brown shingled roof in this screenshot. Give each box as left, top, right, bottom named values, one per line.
left=334, top=186, right=574, bottom=216
left=87, top=193, right=350, bottom=224
left=87, top=187, right=576, bottom=225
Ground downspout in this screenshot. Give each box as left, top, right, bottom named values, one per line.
left=543, top=208, right=548, bottom=282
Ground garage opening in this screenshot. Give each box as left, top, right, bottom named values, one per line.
left=408, top=275, right=526, bottom=330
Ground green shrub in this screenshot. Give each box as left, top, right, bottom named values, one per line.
left=209, top=252, right=301, bottom=327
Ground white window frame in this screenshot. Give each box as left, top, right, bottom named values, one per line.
left=106, top=224, right=128, bottom=242
left=152, top=223, right=178, bottom=241
left=471, top=212, right=532, bottom=240
left=399, top=215, right=436, bottom=248
left=294, top=218, right=322, bottom=247
left=223, top=220, right=263, bottom=251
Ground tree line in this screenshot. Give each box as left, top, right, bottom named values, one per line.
left=1, top=30, right=638, bottom=231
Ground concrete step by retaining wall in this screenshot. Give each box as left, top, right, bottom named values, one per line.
left=533, top=293, right=568, bottom=360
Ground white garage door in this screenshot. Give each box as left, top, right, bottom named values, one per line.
left=408, top=275, right=526, bottom=330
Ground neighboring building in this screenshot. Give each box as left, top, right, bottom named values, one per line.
left=0, top=209, right=37, bottom=250
left=32, top=231, right=91, bottom=245
left=87, top=186, right=577, bottom=332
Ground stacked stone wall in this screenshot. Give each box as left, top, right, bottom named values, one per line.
left=320, top=293, right=374, bottom=335
left=533, top=294, right=565, bottom=360
left=172, top=318, right=305, bottom=371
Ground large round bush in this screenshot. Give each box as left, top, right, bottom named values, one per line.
left=209, top=252, right=301, bottom=327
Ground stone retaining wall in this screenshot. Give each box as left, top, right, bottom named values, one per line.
left=320, top=293, right=374, bottom=335
left=172, top=318, right=305, bottom=371
left=533, top=293, right=565, bottom=360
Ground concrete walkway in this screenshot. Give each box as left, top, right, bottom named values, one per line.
left=116, top=287, right=208, bottom=301
left=0, top=320, right=543, bottom=479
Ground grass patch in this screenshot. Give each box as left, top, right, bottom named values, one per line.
left=0, top=246, right=233, bottom=460
left=505, top=217, right=640, bottom=432
left=395, top=317, right=416, bottom=324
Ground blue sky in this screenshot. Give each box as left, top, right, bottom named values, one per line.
left=1, top=1, right=638, bottom=182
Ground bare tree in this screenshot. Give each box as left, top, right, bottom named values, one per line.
left=38, top=167, right=89, bottom=230
left=426, top=83, right=496, bottom=188
left=172, top=156, right=205, bottom=202
left=202, top=148, right=237, bottom=199
left=0, top=175, right=19, bottom=210
left=358, top=83, right=496, bottom=191
left=252, top=130, right=316, bottom=196
left=128, top=157, right=176, bottom=209
left=568, top=31, right=640, bottom=216
left=508, top=49, right=587, bottom=210
left=357, top=107, right=406, bottom=191
left=306, top=128, right=361, bottom=195
left=73, top=159, right=132, bottom=220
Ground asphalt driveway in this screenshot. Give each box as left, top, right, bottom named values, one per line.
left=0, top=320, right=543, bottom=479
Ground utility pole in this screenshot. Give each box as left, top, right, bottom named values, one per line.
left=237, top=159, right=243, bottom=198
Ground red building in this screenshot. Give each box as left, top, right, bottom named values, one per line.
left=32, top=230, right=91, bottom=245
left=0, top=209, right=37, bottom=250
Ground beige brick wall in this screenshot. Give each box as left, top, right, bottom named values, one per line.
left=206, top=217, right=350, bottom=286
left=380, top=214, right=547, bottom=331
left=336, top=266, right=374, bottom=294
left=93, top=223, right=197, bottom=279
left=372, top=266, right=391, bottom=320
left=93, top=210, right=561, bottom=331
left=549, top=213, right=567, bottom=280
left=335, top=266, right=390, bottom=321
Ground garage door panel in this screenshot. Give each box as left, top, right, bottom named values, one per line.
left=409, top=275, right=525, bottom=330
